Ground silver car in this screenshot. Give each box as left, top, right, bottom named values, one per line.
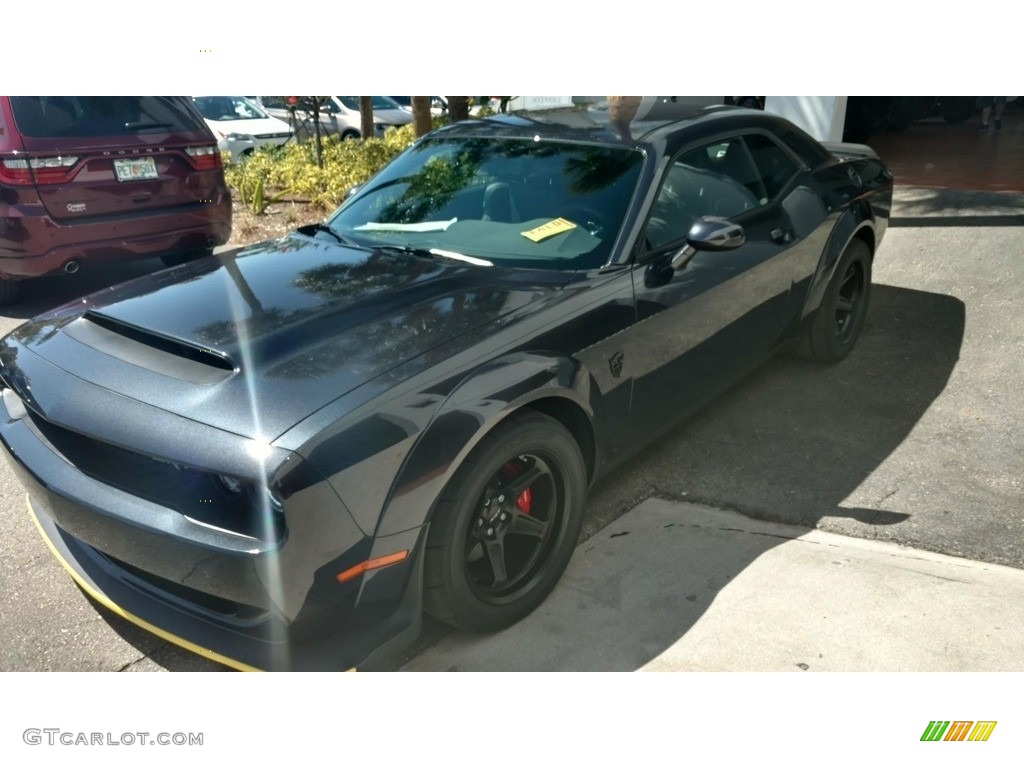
left=249, top=96, right=411, bottom=140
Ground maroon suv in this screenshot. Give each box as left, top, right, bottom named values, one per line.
left=0, top=96, right=232, bottom=305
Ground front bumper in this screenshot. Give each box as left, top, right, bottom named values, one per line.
left=0, top=365, right=424, bottom=671
left=26, top=493, right=425, bottom=671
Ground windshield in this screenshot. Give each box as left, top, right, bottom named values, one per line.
left=328, top=136, right=644, bottom=270
left=193, top=96, right=268, bottom=121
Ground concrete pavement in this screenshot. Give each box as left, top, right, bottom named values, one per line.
left=403, top=498, right=1024, bottom=671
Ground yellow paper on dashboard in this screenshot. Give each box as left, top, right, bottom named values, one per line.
left=521, top=218, right=577, bottom=242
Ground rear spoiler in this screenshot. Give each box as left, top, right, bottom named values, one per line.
left=821, top=141, right=879, bottom=161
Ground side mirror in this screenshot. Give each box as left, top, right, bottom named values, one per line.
left=671, top=217, right=745, bottom=270
left=688, top=217, right=745, bottom=251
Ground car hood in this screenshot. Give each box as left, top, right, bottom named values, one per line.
left=4, top=233, right=566, bottom=441
left=373, top=108, right=413, bottom=125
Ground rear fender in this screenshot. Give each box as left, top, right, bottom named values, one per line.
left=374, top=352, right=593, bottom=538
left=800, top=205, right=875, bottom=321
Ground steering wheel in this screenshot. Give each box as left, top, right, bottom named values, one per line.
left=560, top=206, right=608, bottom=238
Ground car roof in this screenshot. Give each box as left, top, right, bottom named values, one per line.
left=432, top=104, right=768, bottom=147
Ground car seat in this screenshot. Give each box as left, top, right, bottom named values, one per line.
left=482, top=182, right=521, bottom=223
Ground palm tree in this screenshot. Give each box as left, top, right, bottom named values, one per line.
left=446, top=97, right=470, bottom=122
left=411, top=97, right=433, bottom=138
left=359, top=97, right=374, bottom=141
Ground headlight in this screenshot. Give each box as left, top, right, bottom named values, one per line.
left=218, top=474, right=284, bottom=519
left=267, top=489, right=284, bottom=512
left=217, top=474, right=244, bottom=495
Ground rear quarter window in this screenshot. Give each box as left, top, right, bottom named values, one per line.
left=9, top=96, right=205, bottom=138
left=744, top=133, right=799, bottom=199
left=776, top=124, right=831, bottom=168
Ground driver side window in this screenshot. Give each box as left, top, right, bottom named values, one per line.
left=645, top=137, right=766, bottom=251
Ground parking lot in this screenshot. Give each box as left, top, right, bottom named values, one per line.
left=0, top=113, right=1021, bottom=672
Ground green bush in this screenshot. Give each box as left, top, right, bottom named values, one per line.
left=223, top=117, right=458, bottom=214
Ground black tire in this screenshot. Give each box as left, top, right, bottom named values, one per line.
left=0, top=278, right=18, bottom=307
left=798, top=239, right=872, bottom=363
left=423, top=411, right=587, bottom=632
left=160, top=247, right=213, bottom=268
left=340, top=130, right=360, bottom=141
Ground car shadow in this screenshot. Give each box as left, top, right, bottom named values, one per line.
left=398, top=283, right=967, bottom=670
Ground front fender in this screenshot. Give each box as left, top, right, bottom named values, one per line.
left=374, top=351, right=594, bottom=538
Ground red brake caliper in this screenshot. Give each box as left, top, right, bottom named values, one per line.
left=516, top=487, right=532, bottom=515
left=502, top=460, right=533, bottom=515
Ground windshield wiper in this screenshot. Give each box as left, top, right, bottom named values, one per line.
left=431, top=248, right=493, bottom=267
left=376, top=245, right=492, bottom=267
left=299, top=223, right=360, bottom=248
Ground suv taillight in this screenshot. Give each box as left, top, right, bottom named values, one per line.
left=184, top=146, right=222, bottom=171
left=0, top=155, right=80, bottom=185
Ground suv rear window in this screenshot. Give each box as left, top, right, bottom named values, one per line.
left=9, top=96, right=205, bottom=138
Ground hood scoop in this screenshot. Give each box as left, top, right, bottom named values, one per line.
left=63, top=312, right=236, bottom=385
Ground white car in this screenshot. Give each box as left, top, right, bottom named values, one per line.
left=390, top=96, right=451, bottom=115
left=192, top=96, right=293, bottom=163
left=390, top=96, right=491, bottom=116
left=248, top=96, right=412, bottom=140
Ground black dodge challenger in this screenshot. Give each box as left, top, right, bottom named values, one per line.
left=0, top=106, right=891, bottom=670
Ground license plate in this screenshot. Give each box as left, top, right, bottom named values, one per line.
left=113, top=157, right=158, bottom=182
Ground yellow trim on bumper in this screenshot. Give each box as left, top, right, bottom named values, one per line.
left=26, top=495, right=262, bottom=672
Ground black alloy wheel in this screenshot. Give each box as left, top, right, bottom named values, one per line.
left=797, top=238, right=872, bottom=363
left=464, top=453, right=560, bottom=601
left=424, top=411, right=587, bottom=632
left=834, top=258, right=866, bottom=344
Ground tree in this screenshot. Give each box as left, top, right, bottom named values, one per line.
left=359, top=97, right=374, bottom=141
left=446, top=96, right=470, bottom=123
left=285, top=96, right=330, bottom=168
left=411, top=97, right=432, bottom=138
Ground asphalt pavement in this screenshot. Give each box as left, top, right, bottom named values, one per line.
left=0, top=185, right=1021, bottom=672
